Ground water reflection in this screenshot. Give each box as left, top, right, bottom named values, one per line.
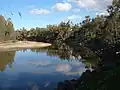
left=0, top=43, right=102, bottom=90
left=0, top=51, right=16, bottom=72
left=26, top=59, right=85, bottom=76
left=28, top=60, right=51, bottom=67
left=31, top=43, right=100, bottom=69
left=0, top=44, right=89, bottom=90
left=27, top=83, right=41, bottom=90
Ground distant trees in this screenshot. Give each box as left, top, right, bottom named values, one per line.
left=15, top=0, right=119, bottom=51
left=0, top=15, right=14, bottom=41
left=0, top=0, right=119, bottom=47
left=15, top=27, right=56, bottom=42
left=15, top=21, right=74, bottom=43
left=15, top=0, right=119, bottom=46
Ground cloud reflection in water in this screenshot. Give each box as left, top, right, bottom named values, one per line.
left=27, top=59, right=86, bottom=76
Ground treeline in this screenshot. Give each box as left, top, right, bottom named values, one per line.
left=0, top=15, right=15, bottom=41
left=16, top=0, right=119, bottom=47
left=0, top=0, right=119, bottom=52
left=56, top=0, right=120, bottom=90
left=15, top=22, right=73, bottom=43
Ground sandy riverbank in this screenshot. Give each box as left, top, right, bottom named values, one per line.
left=0, top=41, right=51, bottom=51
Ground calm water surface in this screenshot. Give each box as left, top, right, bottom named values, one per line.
left=0, top=48, right=86, bottom=90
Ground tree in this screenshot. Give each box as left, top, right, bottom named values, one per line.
left=0, top=16, right=14, bottom=41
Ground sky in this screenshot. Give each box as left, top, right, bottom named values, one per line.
left=0, top=0, right=112, bottom=30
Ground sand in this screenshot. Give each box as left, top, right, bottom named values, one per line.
left=0, top=41, right=51, bottom=51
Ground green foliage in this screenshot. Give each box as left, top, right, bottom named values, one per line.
left=15, top=0, right=119, bottom=68
left=0, top=16, right=14, bottom=41
left=56, top=0, right=120, bottom=89
left=15, top=0, right=119, bottom=45
left=15, top=21, right=74, bottom=43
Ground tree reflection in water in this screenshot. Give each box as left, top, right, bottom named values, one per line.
left=31, top=43, right=100, bottom=70
left=0, top=42, right=117, bottom=90
left=0, top=51, right=16, bottom=72
left=31, top=43, right=118, bottom=90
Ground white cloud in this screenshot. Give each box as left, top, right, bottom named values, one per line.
left=77, top=0, right=97, bottom=8
left=53, top=3, right=72, bottom=11
left=56, top=64, right=72, bottom=72
left=99, top=11, right=109, bottom=16
left=64, top=70, right=85, bottom=76
left=68, top=14, right=81, bottom=20
left=96, top=10, right=109, bottom=16
left=28, top=60, right=51, bottom=66
left=29, top=8, right=50, bottom=14
left=57, top=62, right=86, bottom=76
left=66, top=0, right=112, bottom=10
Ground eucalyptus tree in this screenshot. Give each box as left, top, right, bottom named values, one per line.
left=107, top=0, right=120, bottom=44
left=0, top=15, right=14, bottom=41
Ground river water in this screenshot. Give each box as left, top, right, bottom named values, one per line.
left=0, top=47, right=86, bottom=90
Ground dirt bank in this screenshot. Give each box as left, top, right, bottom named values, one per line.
left=0, top=41, right=51, bottom=51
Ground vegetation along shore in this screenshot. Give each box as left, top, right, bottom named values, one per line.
left=0, top=0, right=119, bottom=89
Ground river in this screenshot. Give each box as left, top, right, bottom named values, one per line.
left=0, top=46, right=87, bottom=90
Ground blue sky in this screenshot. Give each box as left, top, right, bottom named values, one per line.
left=0, top=0, right=112, bottom=29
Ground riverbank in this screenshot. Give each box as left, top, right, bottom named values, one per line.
left=0, top=41, right=52, bottom=51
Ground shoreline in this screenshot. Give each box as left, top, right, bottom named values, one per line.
left=0, top=41, right=52, bottom=51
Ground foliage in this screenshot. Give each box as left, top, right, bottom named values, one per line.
left=15, top=21, right=74, bottom=43
left=16, top=0, right=119, bottom=47
left=0, top=16, right=14, bottom=41
left=56, top=0, right=120, bottom=89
